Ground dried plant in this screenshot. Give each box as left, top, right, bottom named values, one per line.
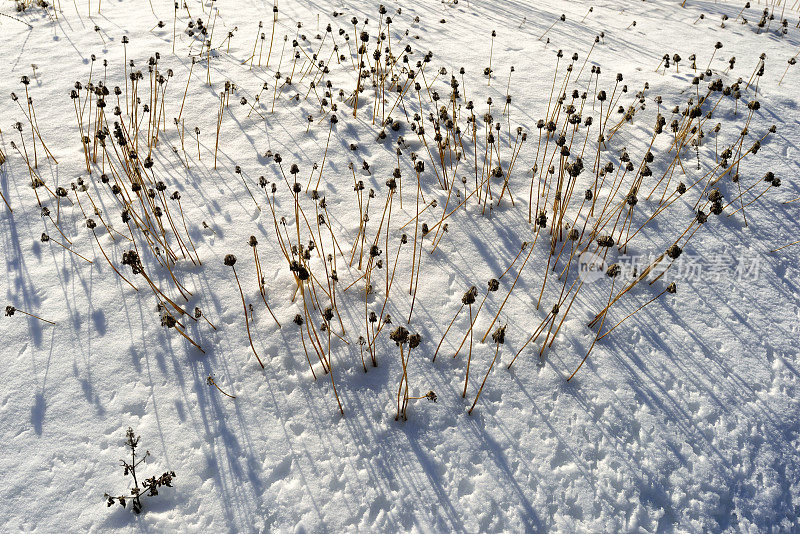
left=468, top=324, right=505, bottom=414
left=104, top=428, right=176, bottom=514
left=5, top=305, right=55, bottom=325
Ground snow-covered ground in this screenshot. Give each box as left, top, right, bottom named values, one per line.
left=2, top=0, right=800, bottom=531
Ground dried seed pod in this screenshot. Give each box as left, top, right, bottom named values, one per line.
left=667, top=244, right=682, bottom=259
left=461, top=286, right=478, bottom=305
left=390, top=326, right=409, bottom=345
left=666, top=282, right=677, bottom=294
left=597, top=235, right=615, bottom=247
left=491, top=325, right=506, bottom=345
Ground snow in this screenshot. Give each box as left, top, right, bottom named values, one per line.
left=1, top=0, right=800, bottom=531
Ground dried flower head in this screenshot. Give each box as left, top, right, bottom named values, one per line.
left=666, top=282, right=677, bottom=294
left=390, top=326, right=409, bottom=345
left=462, top=286, right=478, bottom=305
left=491, top=325, right=506, bottom=345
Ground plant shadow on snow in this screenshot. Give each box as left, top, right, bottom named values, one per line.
left=554, top=180, right=800, bottom=525
left=2, top=214, right=45, bottom=350
left=183, top=317, right=277, bottom=528
left=110, top=315, right=267, bottom=530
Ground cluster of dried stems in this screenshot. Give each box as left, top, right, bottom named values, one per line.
left=1, top=2, right=790, bottom=419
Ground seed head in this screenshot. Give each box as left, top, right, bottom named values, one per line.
left=666, top=244, right=682, bottom=259
left=597, top=235, right=615, bottom=247
left=390, top=326, right=409, bottom=345
left=461, top=286, right=477, bottom=305
left=491, top=325, right=506, bottom=345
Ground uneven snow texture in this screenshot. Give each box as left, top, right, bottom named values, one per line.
left=1, top=0, right=800, bottom=532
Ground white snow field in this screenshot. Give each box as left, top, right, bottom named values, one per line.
left=2, top=0, right=800, bottom=531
